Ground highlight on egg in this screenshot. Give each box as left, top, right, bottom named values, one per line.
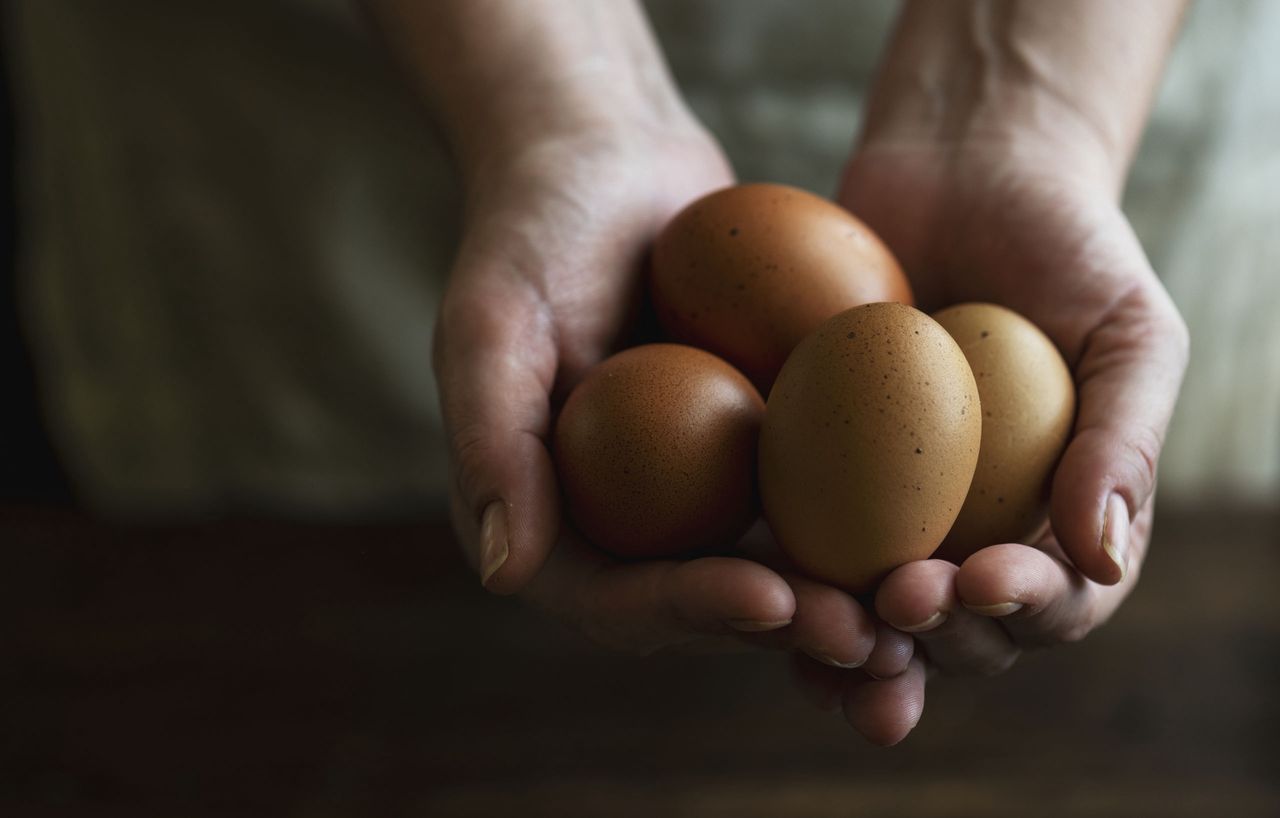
left=650, top=183, right=912, bottom=393
left=553, top=343, right=764, bottom=559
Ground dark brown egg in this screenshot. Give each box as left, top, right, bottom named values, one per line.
left=932, top=303, right=1076, bottom=562
left=651, top=183, right=912, bottom=393
left=554, top=344, right=764, bottom=559
left=759, top=303, right=980, bottom=592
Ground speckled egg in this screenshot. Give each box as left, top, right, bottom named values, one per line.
left=932, top=303, right=1076, bottom=562
left=758, top=303, right=981, bottom=592
left=651, top=183, right=912, bottom=392
left=554, top=343, right=764, bottom=559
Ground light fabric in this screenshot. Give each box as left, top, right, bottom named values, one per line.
left=8, top=0, right=1278, bottom=514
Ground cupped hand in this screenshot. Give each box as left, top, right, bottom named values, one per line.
left=838, top=139, right=1188, bottom=675
left=435, top=117, right=922, bottom=744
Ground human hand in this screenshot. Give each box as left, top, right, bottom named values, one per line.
left=434, top=110, right=930, bottom=743
left=836, top=134, right=1188, bottom=676
left=371, top=0, right=929, bottom=745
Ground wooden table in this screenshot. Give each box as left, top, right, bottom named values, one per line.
left=4, top=506, right=1278, bottom=817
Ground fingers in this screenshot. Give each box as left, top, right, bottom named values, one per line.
left=876, top=559, right=1020, bottom=676
left=955, top=543, right=1094, bottom=647
left=789, top=653, right=845, bottom=712
left=434, top=264, right=562, bottom=595
left=865, top=621, right=915, bottom=680
left=791, top=653, right=929, bottom=746
left=742, top=575, right=877, bottom=668
left=524, top=540, right=798, bottom=654
left=1051, top=277, right=1188, bottom=585
left=843, top=657, right=928, bottom=747
left=956, top=509, right=1149, bottom=647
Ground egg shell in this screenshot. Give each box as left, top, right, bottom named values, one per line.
left=932, top=303, right=1076, bottom=562
left=651, top=183, right=912, bottom=392
left=554, top=343, right=764, bottom=559
left=759, top=303, right=981, bottom=593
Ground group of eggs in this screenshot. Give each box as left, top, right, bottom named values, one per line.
left=554, top=184, right=1076, bottom=593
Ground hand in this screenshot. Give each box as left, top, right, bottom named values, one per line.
left=837, top=137, right=1188, bottom=675
left=374, top=0, right=930, bottom=745
left=434, top=116, right=926, bottom=745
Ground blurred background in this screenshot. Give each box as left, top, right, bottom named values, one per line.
left=3, top=1, right=1278, bottom=816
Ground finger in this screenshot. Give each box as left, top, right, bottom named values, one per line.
left=955, top=543, right=1092, bottom=647
left=876, top=560, right=1019, bottom=676
left=741, top=574, right=876, bottom=668
left=864, top=621, right=914, bottom=680
left=524, top=541, right=797, bottom=655
left=957, top=501, right=1152, bottom=647
left=789, top=653, right=845, bottom=713
left=842, top=656, right=928, bottom=747
left=1052, top=275, right=1188, bottom=586
left=434, top=266, right=561, bottom=595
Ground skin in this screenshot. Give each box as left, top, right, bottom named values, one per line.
left=364, top=0, right=1190, bottom=745
left=842, top=0, right=1189, bottom=687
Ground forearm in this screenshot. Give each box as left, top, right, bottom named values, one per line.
left=859, top=0, right=1188, bottom=189
left=363, top=0, right=689, bottom=174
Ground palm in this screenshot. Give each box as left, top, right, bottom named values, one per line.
left=440, top=129, right=928, bottom=744
left=844, top=146, right=1135, bottom=341
left=841, top=144, right=1187, bottom=670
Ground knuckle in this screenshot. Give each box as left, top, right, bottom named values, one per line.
left=1057, top=621, right=1095, bottom=644
left=574, top=603, right=651, bottom=656
left=438, top=290, right=504, bottom=352
left=1054, top=599, right=1101, bottom=644
left=450, top=423, right=499, bottom=506
left=978, top=649, right=1021, bottom=677
left=1125, top=425, right=1163, bottom=495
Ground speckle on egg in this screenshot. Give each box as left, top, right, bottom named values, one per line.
left=651, top=183, right=913, bottom=393
left=555, top=344, right=763, bottom=559
left=759, top=303, right=981, bottom=593
left=932, top=303, right=1076, bottom=562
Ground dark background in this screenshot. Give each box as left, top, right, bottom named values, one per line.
left=1, top=8, right=68, bottom=503
left=4, top=506, right=1279, bottom=817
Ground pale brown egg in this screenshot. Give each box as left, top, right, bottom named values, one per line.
left=553, top=343, right=764, bottom=559
left=758, top=303, right=981, bottom=592
left=932, top=303, right=1076, bottom=562
left=651, top=183, right=912, bottom=393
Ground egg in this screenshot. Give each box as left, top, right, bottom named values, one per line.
left=758, top=303, right=981, bottom=592
left=931, top=303, right=1076, bottom=562
left=651, top=183, right=912, bottom=392
left=554, top=343, right=764, bottom=559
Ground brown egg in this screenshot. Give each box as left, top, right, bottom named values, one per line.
left=932, top=303, right=1076, bottom=562
left=651, top=183, right=912, bottom=393
left=554, top=343, right=764, bottom=559
left=759, top=303, right=980, bottom=592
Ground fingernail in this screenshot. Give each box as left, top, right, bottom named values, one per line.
left=963, top=601, right=1024, bottom=617
left=895, top=611, right=947, bottom=633
left=728, top=618, right=792, bottom=632
left=805, top=650, right=865, bottom=669
left=1101, top=493, right=1130, bottom=583
left=479, top=501, right=509, bottom=588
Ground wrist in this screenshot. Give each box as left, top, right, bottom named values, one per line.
left=857, top=0, right=1187, bottom=196
left=858, top=84, right=1122, bottom=195
left=453, top=78, right=697, bottom=186
left=368, top=0, right=701, bottom=187
left=854, top=119, right=1121, bottom=203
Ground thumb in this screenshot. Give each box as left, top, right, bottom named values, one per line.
left=434, top=263, right=561, bottom=595
left=1051, top=278, right=1189, bottom=585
